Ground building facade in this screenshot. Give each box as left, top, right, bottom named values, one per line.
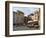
left=13, top=10, right=24, bottom=25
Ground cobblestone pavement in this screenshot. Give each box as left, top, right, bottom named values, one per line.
left=13, top=24, right=40, bottom=31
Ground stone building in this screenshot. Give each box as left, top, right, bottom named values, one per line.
left=28, top=8, right=40, bottom=22
left=13, top=10, right=24, bottom=25
left=28, top=8, right=40, bottom=26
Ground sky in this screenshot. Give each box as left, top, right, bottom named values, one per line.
left=13, top=7, right=39, bottom=16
